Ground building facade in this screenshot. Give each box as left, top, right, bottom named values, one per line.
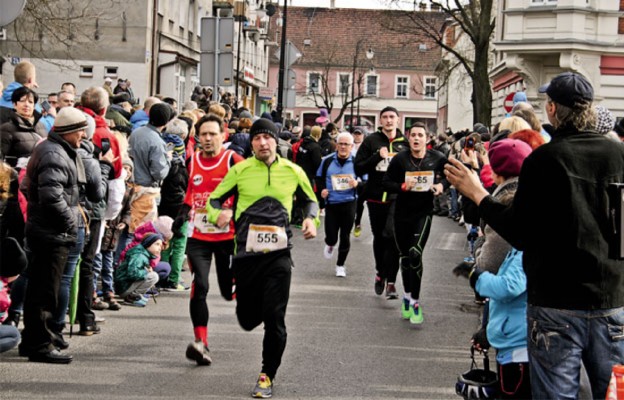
left=0, top=0, right=271, bottom=111
left=491, top=0, right=624, bottom=123
left=267, top=7, right=445, bottom=133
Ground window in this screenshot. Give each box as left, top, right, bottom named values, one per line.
left=530, top=0, right=557, bottom=4
left=366, top=75, right=378, bottom=97
left=80, top=65, right=94, bottom=77
left=396, top=76, right=409, bottom=99
left=337, top=73, right=351, bottom=95
left=424, top=76, right=437, bottom=99
left=308, top=72, right=321, bottom=94
left=104, top=66, right=118, bottom=78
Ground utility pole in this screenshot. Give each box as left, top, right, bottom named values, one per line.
left=276, top=0, right=288, bottom=123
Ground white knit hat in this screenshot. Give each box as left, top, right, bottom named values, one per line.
left=54, top=107, right=88, bottom=135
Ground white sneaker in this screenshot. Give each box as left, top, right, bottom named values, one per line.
left=323, top=245, right=334, bottom=259
left=335, top=265, right=346, bottom=277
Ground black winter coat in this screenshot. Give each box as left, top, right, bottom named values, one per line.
left=0, top=111, right=42, bottom=168
left=295, top=136, right=322, bottom=186
left=78, top=141, right=113, bottom=221
left=21, top=132, right=82, bottom=244
left=158, top=156, right=189, bottom=218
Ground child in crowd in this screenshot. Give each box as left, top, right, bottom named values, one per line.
left=114, top=233, right=162, bottom=307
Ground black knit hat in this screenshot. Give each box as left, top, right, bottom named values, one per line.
left=249, top=118, right=279, bottom=142
left=149, top=103, right=174, bottom=127
left=141, top=232, right=164, bottom=249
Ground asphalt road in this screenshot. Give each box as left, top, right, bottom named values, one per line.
left=1, top=213, right=483, bottom=400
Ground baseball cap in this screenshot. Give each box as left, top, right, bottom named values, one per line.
left=538, top=72, right=593, bottom=108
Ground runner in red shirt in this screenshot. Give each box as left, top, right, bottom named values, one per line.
left=172, top=114, right=243, bottom=365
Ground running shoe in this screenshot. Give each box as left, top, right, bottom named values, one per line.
left=385, top=283, right=398, bottom=299
left=374, top=274, right=385, bottom=296
left=323, top=245, right=334, bottom=259
left=335, top=265, right=346, bottom=277
left=410, top=304, right=424, bottom=325
left=401, top=298, right=413, bottom=320
left=186, top=340, right=212, bottom=366
left=353, top=225, right=362, bottom=237
left=252, top=373, right=272, bottom=398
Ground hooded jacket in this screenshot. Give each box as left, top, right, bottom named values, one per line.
left=114, top=244, right=154, bottom=295
left=130, top=109, right=149, bottom=130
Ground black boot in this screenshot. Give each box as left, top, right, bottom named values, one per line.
left=2, top=311, right=21, bottom=328
left=51, top=324, right=70, bottom=350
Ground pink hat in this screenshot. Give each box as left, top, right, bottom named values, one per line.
left=488, top=139, right=532, bottom=178
left=315, top=108, right=329, bottom=125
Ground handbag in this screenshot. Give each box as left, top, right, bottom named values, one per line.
left=455, top=346, right=499, bottom=399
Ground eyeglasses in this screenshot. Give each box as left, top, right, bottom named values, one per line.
left=337, top=143, right=352, bottom=147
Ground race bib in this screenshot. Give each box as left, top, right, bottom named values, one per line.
left=246, top=224, right=288, bottom=253
left=193, top=210, right=229, bottom=234
left=375, top=153, right=396, bottom=172
left=405, top=171, right=435, bottom=192
left=331, top=174, right=353, bottom=191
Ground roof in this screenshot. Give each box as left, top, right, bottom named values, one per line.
left=269, top=7, right=446, bottom=71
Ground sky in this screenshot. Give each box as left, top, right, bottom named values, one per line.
left=289, top=0, right=410, bottom=10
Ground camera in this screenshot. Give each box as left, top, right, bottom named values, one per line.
left=465, top=137, right=475, bottom=150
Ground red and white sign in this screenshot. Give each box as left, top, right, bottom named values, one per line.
left=243, top=67, right=255, bottom=84
left=503, top=92, right=516, bottom=113
left=258, top=87, right=274, bottom=100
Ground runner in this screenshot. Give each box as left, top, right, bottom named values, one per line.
left=316, top=131, right=358, bottom=277
left=171, top=114, right=243, bottom=365
left=207, top=118, right=319, bottom=398
left=382, top=122, right=448, bottom=324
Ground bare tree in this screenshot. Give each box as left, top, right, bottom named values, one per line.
left=302, top=42, right=372, bottom=126
left=382, top=0, right=495, bottom=126
left=2, top=0, right=129, bottom=67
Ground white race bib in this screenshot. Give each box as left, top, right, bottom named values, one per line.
left=405, top=171, right=435, bottom=192
left=330, top=174, right=353, bottom=191
left=246, top=224, right=288, bottom=253
left=193, top=210, right=229, bottom=234
left=375, top=153, right=396, bottom=172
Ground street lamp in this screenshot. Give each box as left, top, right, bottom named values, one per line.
left=357, top=47, right=374, bottom=127
left=275, top=0, right=288, bottom=123
left=350, top=42, right=374, bottom=132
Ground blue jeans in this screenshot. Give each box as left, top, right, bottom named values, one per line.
left=450, top=187, right=459, bottom=217
left=93, top=250, right=115, bottom=295
left=0, top=325, right=20, bottom=353
left=527, top=305, right=624, bottom=399
left=114, top=229, right=132, bottom=267
left=54, top=227, right=85, bottom=328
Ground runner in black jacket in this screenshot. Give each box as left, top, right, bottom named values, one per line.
left=354, top=106, right=409, bottom=298
left=382, top=122, right=448, bottom=325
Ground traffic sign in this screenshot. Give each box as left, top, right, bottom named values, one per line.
left=503, top=92, right=516, bottom=113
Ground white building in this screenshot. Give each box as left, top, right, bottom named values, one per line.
left=491, top=0, right=624, bottom=122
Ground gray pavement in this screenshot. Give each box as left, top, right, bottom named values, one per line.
left=1, top=213, right=482, bottom=399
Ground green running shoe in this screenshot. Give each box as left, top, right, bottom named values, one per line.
left=410, top=304, right=424, bottom=325
left=401, top=298, right=413, bottom=320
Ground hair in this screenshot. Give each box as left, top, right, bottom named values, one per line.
left=13, top=61, right=35, bottom=85
left=336, top=131, right=354, bottom=145
left=509, top=129, right=545, bottom=150
left=58, top=90, right=74, bottom=101
left=511, top=101, right=534, bottom=113
left=310, top=126, right=322, bottom=141
left=0, top=161, right=13, bottom=200
left=498, top=116, right=531, bottom=134
left=81, top=86, right=109, bottom=115
left=163, top=97, right=177, bottom=106
left=222, top=103, right=231, bottom=115
left=182, top=100, right=198, bottom=112
left=437, top=132, right=448, bottom=142
left=61, top=82, right=76, bottom=90
left=325, top=122, right=337, bottom=133
left=513, top=109, right=542, bottom=132
left=11, top=86, right=38, bottom=104
left=195, top=114, right=224, bottom=134
left=143, top=96, right=161, bottom=112
left=409, top=121, right=427, bottom=134
left=550, top=98, right=596, bottom=131
left=112, top=130, right=129, bottom=160
left=165, top=118, right=189, bottom=139
left=179, top=111, right=197, bottom=139
left=48, top=92, right=58, bottom=99
left=208, top=103, right=226, bottom=118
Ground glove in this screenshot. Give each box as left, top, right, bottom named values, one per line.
left=172, top=204, right=191, bottom=238
left=469, top=266, right=484, bottom=289
left=471, top=327, right=490, bottom=351
left=452, top=260, right=475, bottom=279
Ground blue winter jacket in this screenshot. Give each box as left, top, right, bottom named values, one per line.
left=475, top=249, right=527, bottom=364
left=315, top=152, right=357, bottom=205
left=130, top=109, right=149, bottom=131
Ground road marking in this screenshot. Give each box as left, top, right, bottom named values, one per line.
left=432, top=232, right=466, bottom=251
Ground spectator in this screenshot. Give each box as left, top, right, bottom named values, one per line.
left=114, top=232, right=161, bottom=307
